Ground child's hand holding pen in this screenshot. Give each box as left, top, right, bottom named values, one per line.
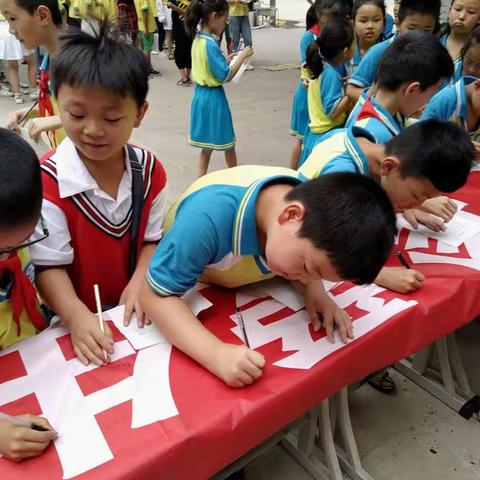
left=0, top=414, right=57, bottom=462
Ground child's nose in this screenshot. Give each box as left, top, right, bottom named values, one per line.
left=83, top=121, right=105, bottom=137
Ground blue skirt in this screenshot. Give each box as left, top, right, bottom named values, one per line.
left=289, top=79, right=309, bottom=141
left=189, top=84, right=235, bottom=151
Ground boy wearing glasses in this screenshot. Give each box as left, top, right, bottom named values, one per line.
left=0, top=128, right=57, bottom=461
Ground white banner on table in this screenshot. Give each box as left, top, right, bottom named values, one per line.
left=0, top=324, right=178, bottom=479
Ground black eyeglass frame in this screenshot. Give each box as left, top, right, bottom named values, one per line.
left=0, top=217, right=49, bottom=256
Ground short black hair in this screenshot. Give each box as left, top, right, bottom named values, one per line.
left=376, top=31, right=453, bottom=91
left=286, top=173, right=397, bottom=285
left=51, top=24, right=149, bottom=107
left=306, top=4, right=318, bottom=30
left=15, top=0, right=63, bottom=26
left=317, top=0, right=353, bottom=17
left=397, top=0, right=441, bottom=24
left=0, top=128, right=42, bottom=229
left=385, top=120, right=474, bottom=192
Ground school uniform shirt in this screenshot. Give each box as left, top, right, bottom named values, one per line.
left=308, top=63, right=346, bottom=133
left=440, top=33, right=464, bottom=87
left=346, top=94, right=403, bottom=143
left=383, top=13, right=395, bottom=38
left=134, top=0, right=157, bottom=32
left=299, top=126, right=375, bottom=179
left=78, top=0, right=117, bottom=20
left=348, top=35, right=396, bottom=89
left=192, top=31, right=232, bottom=86
left=146, top=165, right=304, bottom=297
left=229, top=2, right=249, bottom=16
left=0, top=249, right=40, bottom=350
left=30, top=138, right=168, bottom=311
left=421, top=75, right=480, bottom=141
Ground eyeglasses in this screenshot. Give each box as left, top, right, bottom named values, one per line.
left=0, top=217, right=49, bottom=256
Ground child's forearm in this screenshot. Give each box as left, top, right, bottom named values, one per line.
left=131, top=243, right=157, bottom=283
left=330, top=95, right=352, bottom=120
left=36, top=268, right=91, bottom=325
left=346, top=84, right=362, bottom=103
left=140, top=282, right=223, bottom=370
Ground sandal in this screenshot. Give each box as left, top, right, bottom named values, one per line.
left=168, top=54, right=174, bottom=60
left=149, top=69, right=161, bottom=76
left=367, top=370, right=397, bottom=395
left=176, top=79, right=190, bottom=87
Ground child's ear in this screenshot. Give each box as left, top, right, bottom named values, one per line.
left=380, top=156, right=401, bottom=176
left=37, top=5, right=52, bottom=25
left=403, top=81, right=420, bottom=96
left=278, top=202, right=306, bottom=225
left=134, top=101, right=149, bottom=127
left=474, top=80, right=480, bottom=90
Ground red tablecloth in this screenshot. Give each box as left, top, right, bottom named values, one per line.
left=2, top=173, right=480, bottom=480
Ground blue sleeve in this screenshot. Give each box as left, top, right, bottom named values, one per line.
left=146, top=205, right=219, bottom=297
left=321, top=67, right=344, bottom=117
left=420, top=89, right=455, bottom=121
left=206, top=40, right=231, bottom=83
left=383, top=14, right=394, bottom=38
left=300, top=31, right=314, bottom=66
left=349, top=43, right=383, bottom=88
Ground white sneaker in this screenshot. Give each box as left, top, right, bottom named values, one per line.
left=14, top=94, right=24, bottom=104
left=151, top=50, right=160, bottom=55
left=245, top=64, right=255, bottom=71
left=29, top=89, right=39, bottom=100
left=0, top=86, right=13, bottom=97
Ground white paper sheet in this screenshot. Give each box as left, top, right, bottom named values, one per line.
left=106, top=289, right=213, bottom=350
left=230, top=51, right=252, bottom=84
left=397, top=212, right=480, bottom=247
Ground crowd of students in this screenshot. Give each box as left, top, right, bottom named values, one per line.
left=0, top=0, right=478, bottom=467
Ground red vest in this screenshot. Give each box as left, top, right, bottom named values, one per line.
left=40, top=146, right=167, bottom=311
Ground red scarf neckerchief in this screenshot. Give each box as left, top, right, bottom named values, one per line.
left=309, top=24, right=321, bottom=36
left=0, top=253, right=45, bottom=336
left=356, top=97, right=383, bottom=122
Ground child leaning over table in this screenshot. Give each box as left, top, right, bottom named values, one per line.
left=141, top=169, right=398, bottom=388
left=30, top=24, right=168, bottom=368
left=0, top=128, right=57, bottom=462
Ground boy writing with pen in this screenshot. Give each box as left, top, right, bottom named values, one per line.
left=141, top=168, right=398, bottom=388
left=29, top=25, right=168, bottom=367
left=0, top=129, right=56, bottom=461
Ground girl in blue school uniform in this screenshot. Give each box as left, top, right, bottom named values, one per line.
left=289, top=6, right=321, bottom=169
left=185, top=0, right=253, bottom=177
left=349, top=0, right=386, bottom=75
left=438, top=0, right=480, bottom=86
left=298, top=17, right=355, bottom=167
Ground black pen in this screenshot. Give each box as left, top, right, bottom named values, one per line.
left=235, top=307, right=251, bottom=349
left=396, top=251, right=411, bottom=269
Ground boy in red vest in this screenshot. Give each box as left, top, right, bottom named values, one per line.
left=0, top=128, right=57, bottom=461
left=30, top=25, right=168, bottom=367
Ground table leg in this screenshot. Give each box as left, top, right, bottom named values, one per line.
left=395, top=333, right=477, bottom=420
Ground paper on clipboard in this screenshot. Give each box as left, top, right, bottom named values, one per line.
left=230, top=50, right=253, bottom=84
